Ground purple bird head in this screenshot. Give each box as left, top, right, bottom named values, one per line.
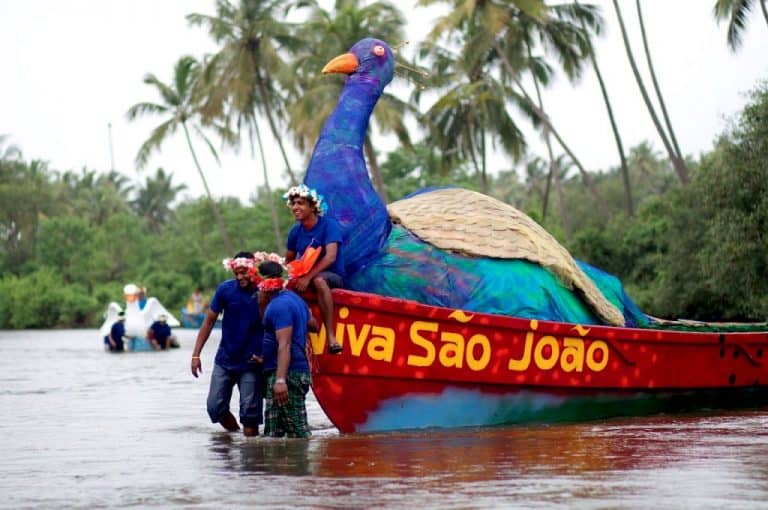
left=322, top=38, right=395, bottom=95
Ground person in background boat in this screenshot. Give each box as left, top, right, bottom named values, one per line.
left=190, top=251, right=264, bottom=437
left=147, top=314, right=178, bottom=350
left=258, top=260, right=318, bottom=438
left=189, top=287, right=206, bottom=314
left=283, top=184, right=344, bottom=355
left=105, top=311, right=130, bottom=352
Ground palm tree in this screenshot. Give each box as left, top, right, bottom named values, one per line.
left=56, top=168, right=133, bottom=226
left=286, top=0, right=412, bottom=202
left=636, top=0, right=684, bottom=169
left=422, top=0, right=608, bottom=214
left=131, top=167, right=187, bottom=233
left=0, top=158, right=58, bottom=271
left=714, top=0, right=768, bottom=51
left=418, top=42, right=527, bottom=193
left=510, top=2, right=608, bottom=219
left=187, top=0, right=304, bottom=187
left=188, top=0, right=310, bottom=249
left=522, top=156, right=548, bottom=213
left=126, top=55, right=233, bottom=254
left=576, top=1, right=633, bottom=216
left=612, top=0, right=689, bottom=185
left=0, top=135, right=22, bottom=161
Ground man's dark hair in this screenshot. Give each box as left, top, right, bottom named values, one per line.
left=233, top=251, right=254, bottom=259
left=258, top=261, right=284, bottom=279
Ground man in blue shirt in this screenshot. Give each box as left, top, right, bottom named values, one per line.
left=283, top=184, right=344, bottom=355
left=105, top=311, right=128, bottom=352
left=147, top=314, right=177, bottom=350
left=190, top=251, right=264, bottom=436
left=258, top=260, right=318, bottom=438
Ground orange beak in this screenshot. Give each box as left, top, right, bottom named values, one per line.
left=322, top=52, right=359, bottom=74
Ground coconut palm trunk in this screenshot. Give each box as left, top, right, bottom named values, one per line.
left=254, top=70, right=299, bottom=186
left=762, top=0, right=768, bottom=25
left=494, top=41, right=608, bottom=217
left=636, top=0, right=683, bottom=162
left=250, top=120, right=284, bottom=252
left=613, top=0, right=689, bottom=185
left=553, top=157, right=571, bottom=240
left=182, top=122, right=233, bottom=254
left=480, top=129, right=488, bottom=194
left=526, top=42, right=561, bottom=223
left=581, top=16, right=634, bottom=216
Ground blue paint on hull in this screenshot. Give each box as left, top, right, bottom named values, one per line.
left=357, top=386, right=768, bottom=432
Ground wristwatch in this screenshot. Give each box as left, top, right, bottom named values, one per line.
left=275, top=378, right=286, bottom=384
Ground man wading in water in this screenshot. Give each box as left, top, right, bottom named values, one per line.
left=190, top=251, right=263, bottom=436
left=258, top=260, right=318, bottom=438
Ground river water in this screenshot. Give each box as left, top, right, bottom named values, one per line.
left=2, top=329, right=768, bottom=509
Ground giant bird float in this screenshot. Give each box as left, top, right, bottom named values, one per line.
left=301, top=38, right=768, bottom=433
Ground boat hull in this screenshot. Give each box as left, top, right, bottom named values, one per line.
left=307, top=290, right=768, bottom=433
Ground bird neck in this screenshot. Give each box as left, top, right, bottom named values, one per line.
left=317, top=75, right=382, bottom=149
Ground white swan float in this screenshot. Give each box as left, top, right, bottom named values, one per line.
left=99, top=283, right=180, bottom=351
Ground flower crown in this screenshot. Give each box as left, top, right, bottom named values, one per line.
left=222, top=252, right=285, bottom=271
left=283, top=184, right=328, bottom=216
left=258, top=277, right=285, bottom=292
left=222, top=257, right=255, bottom=270
left=222, top=252, right=287, bottom=286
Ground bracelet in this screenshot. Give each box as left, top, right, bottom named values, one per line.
left=191, top=356, right=200, bottom=359
left=275, top=378, right=286, bottom=384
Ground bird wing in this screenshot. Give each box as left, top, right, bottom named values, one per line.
left=99, top=302, right=123, bottom=337
left=143, top=298, right=181, bottom=327
left=387, top=188, right=625, bottom=326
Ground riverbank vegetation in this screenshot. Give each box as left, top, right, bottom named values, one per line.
left=1, top=0, right=766, bottom=328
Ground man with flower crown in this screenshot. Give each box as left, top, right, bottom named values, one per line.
left=190, top=251, right=264, bottom=436
left=283, top=184, right=345, bottom=355
left=258, top=260, right=318, bottom=438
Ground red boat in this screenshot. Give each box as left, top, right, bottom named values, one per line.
left=307, top=290, right=768, bottom=433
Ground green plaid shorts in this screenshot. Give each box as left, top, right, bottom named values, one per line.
left=264, top=371, right=312, bottom=438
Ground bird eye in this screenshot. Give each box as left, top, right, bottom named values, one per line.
left=373, top=45, right=385, bottom=57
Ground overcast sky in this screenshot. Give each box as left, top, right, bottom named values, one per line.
left=1, top=1, right=766, bottom=204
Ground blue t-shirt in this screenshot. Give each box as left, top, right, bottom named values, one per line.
left=107, top=321, right=125, bottom=349
left=110, top=321, right=125, bottom=339
left=150, top=321, right=172, bottom=340
left=286, top=215, right=346, bottom=278
left=209, top=279, right=263, bottom=372
left=262, top=290, right=311, bottom=373
left=150, top=321, right=172, bottom=347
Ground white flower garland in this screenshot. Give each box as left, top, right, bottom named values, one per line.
left=282, top=184, right=328, bottom=215
left=222, top=252, right=286, bottom=271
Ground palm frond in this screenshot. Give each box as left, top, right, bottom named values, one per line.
left=134, top=119, right=175, bottom=170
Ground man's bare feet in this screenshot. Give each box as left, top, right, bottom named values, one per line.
left=243, top=426, right=258, bottom=437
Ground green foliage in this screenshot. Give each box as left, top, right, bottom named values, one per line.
left=380, top=142, right=480, bottom=201
left=142, top=270, right=195, bottom=315
left=669, top=81, right=768, bottom=320
left=0, top=159, right=56, bottom=273
left=35, top=217, right=96, bottom=285
left=0, top=269, right=99, bottom=328
left=1, top=1, right=766, bottom=329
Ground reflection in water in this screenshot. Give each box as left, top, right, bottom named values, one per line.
left=208, top=434, right=311, bottom=476
left=3, top=330, right=768, bottom=509
left=308, top=421, right=688, bottom=480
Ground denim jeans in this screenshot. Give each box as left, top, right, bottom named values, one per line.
left=206, top=363, right=263, bottom=428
